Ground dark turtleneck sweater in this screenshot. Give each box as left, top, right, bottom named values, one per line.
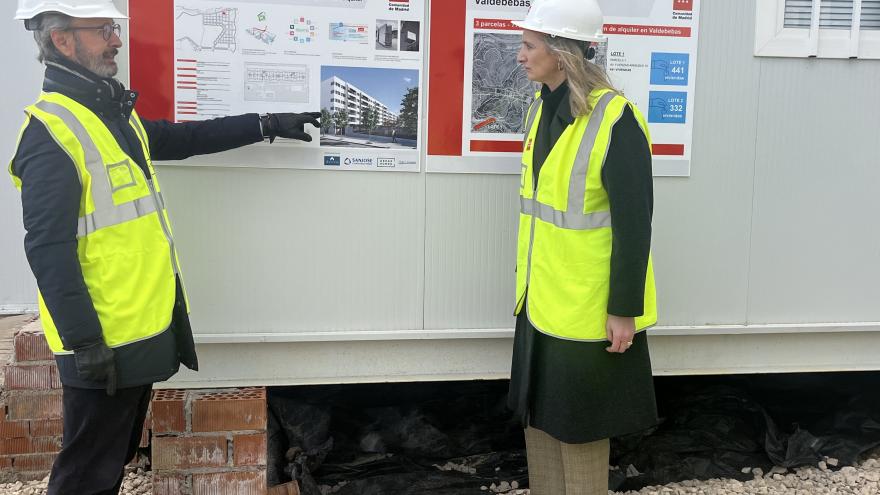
left=11, top=58, right=263, bottom=388
left=532, top=81, right=653, bottom=317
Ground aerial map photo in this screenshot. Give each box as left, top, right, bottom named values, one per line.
left=471, top=32, right=535, bottom=135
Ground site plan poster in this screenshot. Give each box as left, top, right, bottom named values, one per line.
left=138, top=0, right=425, bottom=172
left=426, top=0, right=700, bottom=177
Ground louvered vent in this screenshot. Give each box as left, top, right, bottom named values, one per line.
left=820, top=0, right=853, bottom=29
left=863, top=0, right=880, bottom=29
left=784, top=0, right=814, bottom=28
left=785, top=0, right=880, bottom=30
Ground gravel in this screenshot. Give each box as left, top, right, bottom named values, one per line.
left=3, top=450, right=878, bottom=494
left=488, top=449, right=880, bottom=495
left=0, top=468, right=150, bottom=495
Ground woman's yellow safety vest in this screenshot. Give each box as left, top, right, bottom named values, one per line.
left=9, top=92, right=185, bottom=354
left=515, top=88, right=657, bottom=341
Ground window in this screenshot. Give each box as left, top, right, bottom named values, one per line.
left=755, top=0, right=880, bottom=58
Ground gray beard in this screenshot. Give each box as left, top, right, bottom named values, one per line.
left=74, top=41, right=118, bottom=78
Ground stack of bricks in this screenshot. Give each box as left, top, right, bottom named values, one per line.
left=151, top=387, right=268, bottom=495
left=2, top=322, right=272, bottom=494
left=0, top=323, right=63, bottom=479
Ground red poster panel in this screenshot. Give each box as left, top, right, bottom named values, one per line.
left=652, top=144, right=685, bottom=156
left=129, top=0, right=175, bottom=121
left=426, top=0, right=527, bottom=174
left=426, top=0, right=697, bottom=176
left=426, top=0, right=466, bottom=157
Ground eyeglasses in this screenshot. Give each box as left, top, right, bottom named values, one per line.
left=64, top=23, right=122, bottom=41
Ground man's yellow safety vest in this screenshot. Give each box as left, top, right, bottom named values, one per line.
left=515, top=88, right=657, bottom=341
left=9, top=92, right=185, bottom=354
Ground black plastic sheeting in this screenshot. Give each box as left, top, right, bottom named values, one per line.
left=268, top=381, right=527, bottom=495
left=267, top=373, right=880, bottom=494
left=614, top=374, right=880, bottom=491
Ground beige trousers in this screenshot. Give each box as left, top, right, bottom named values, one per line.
left=524, top=427, right=610, bottom=495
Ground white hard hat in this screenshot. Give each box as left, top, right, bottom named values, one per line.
left=15, top=0, right=127, bottom=24
left=512, top=0, right=605, bottom=42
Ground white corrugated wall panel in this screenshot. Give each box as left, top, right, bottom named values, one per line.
left=651, top=0, right=761, bottom=326
left=0, top=5, right=45, bottom=314
left=747, top=58, right=880, bottom=323
left=424, top=174, right=519, bottom=329
left=157, top=166, right=425, bottom=334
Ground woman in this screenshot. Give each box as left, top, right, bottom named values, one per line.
left=508, top=1, right=658, bottom=493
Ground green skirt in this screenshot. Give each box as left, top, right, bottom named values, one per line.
left=508, top=309, right=658, bottom=444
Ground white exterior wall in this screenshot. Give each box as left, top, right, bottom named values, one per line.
left=1, top=1, right=879, bottom=387
left=0, top=12, right=40, bottom=314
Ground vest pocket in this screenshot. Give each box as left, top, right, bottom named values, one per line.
left=106, top=159, right=151, bottom=206
left=106, top=159, right=137, bottom=192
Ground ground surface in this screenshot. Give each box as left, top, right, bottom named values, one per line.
left=1, top=449, right=862, bottom=494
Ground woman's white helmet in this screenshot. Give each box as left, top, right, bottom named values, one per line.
left=16, top=0, right=127, bottom=29
left=512, top=0, right=605, bottom=42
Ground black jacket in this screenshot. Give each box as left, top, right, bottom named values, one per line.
left=11, top=58, right=264, bottom=389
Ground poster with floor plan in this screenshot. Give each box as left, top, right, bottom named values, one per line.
left=169, top=0, right=425, bottom=172
left=426, top=0, right=701, bottom=176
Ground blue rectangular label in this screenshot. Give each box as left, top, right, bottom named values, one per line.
left=324, top=155, right=341, bottom=166
left=650, top=52, right=690, bottom=86
left=648, top=91, right=687, bottom=124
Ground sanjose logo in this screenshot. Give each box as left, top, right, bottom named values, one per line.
left=344, top=157, right=374, bottom=166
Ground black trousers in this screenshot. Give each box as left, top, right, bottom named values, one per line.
left=48, top=384, right=152, bottom=495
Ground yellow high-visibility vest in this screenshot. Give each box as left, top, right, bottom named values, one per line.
left=9, top=92, right=185, bottom=354
left=515, top=88, right=657, bottom=341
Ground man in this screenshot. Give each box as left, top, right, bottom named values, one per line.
left=9, top=1, right=320, bottom=493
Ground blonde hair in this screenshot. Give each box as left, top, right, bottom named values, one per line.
left=543, top=35, right=617, bottom=117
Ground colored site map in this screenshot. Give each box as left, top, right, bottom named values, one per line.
left=247, top=26, right=277, bottom=44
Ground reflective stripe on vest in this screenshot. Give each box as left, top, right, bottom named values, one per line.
left=515, top=88, right=657, bottom=342
left=31, top=100, right=166, bottom=238
left=520, top=197, right=611, bottom=230
left=523, top=99, right=542, bottom=143
left=9, top=93, right=179, bottom=354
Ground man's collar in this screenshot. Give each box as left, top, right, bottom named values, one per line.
left=42, top=57, right=135, bottom=119
left=45, top=59, right=95, bottom=81
left=45, top=57, right=106, bottom=86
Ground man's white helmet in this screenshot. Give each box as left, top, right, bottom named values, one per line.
left=512, top=0, right=605, bottom=42
left=15, top=0, right=127, bottom=28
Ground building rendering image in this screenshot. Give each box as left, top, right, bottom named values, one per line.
left=320, top=75, right=396, bottom=128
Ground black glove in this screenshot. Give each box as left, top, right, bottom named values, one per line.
left=261, top=112, right=321, bottom=143
left=74, top=342, right=117, bottom=396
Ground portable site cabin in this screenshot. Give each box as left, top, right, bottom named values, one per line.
left=1, top=0, right=879, bottom=389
